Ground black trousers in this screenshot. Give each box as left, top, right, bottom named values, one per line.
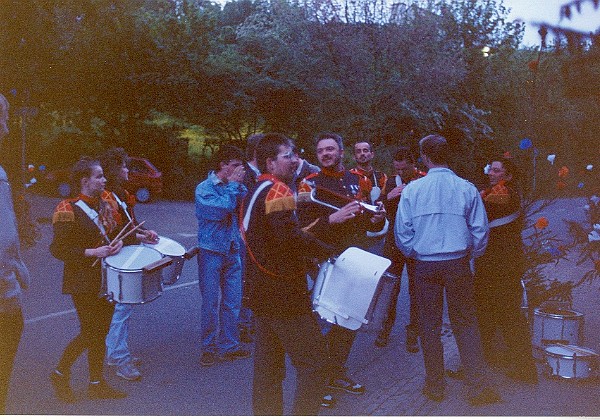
left=252, top=313, right=328, bottom=416
left=0, top=309, right=24, bottom=414
left=57, top=294, right=114, bottom=382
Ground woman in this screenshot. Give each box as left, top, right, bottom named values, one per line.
left=475, top=157, right=537, bottom=383
left=100, top=148, right=158, bottom=381
left=49, top=157, right=132, bottom=402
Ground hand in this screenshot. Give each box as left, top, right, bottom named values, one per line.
left=387, top=185, right=405, bottom=200
left=370, top=202, right=386, bottom=224
left=227, top=165, right=246, bottom=183
left=92, top=240, right=123, bottom=258
left=328, top=201, right=361, bottom=224
left=141, top=229, right=159, bottom=244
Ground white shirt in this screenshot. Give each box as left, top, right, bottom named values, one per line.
left=395, top=167, right=489, bottom=261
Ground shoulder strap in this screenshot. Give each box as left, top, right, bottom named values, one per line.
left=74, top=200, right=109, bottom=241
left=112, top=192, right=133, bottom=222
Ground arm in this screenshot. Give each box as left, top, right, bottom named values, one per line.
left=394, top=191, right=416, bottom=258
left=468, top=190, right=490, bottom=258
left=195, top=181, right=248, bottom=221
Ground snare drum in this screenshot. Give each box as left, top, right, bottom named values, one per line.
left=103, top=245, right=164, bottom=303
left=532, top=307, right=584, bottom=350
left=544, top=344, right=599, bottom=380
left=311, top=247, right=392, bottom=332
left=143, top=236, right=186, bottom=285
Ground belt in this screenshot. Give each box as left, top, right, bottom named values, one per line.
left=488, top=211, right=520, bottom=228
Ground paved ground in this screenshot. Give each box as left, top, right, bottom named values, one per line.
left=4, top=194, right=600, bottom=416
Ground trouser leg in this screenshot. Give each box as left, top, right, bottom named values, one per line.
left=0, top=310, right=24, bottom=414
left=252, top=317, right=285, bottom=416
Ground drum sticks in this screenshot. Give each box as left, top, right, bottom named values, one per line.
left=92, top=221, right=146, bottom=267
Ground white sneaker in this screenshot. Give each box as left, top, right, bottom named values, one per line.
left=116, top=362, right=142, bottom=381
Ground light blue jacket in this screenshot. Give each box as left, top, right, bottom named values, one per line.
left=395, top=167, right=489, bottom=261
left=0, top=166, right=31, bottom=312
left=195, top=171, right=247, bottom=255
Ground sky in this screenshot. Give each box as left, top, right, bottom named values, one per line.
left=502, top=0, right=600, bottom=46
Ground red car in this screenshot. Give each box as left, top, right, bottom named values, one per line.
left=44, top=157, right=163, bottom=203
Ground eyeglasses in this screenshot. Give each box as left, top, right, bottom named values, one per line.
left=278, top=151, right=294, bottom=160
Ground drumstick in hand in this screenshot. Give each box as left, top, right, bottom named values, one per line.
left=91, top=221, right=146, bottom=267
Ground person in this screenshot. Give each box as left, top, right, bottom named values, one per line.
left=349, top=141, right=388, bottom=204
left=297, top=132, right=388, bottom=399
left=100, top=147, right=159, bottom=381
left=242, top=133, right=334, bottom=415
left=0, top=93, right=31, bottom=414
left=475, top=157, right=537, bottom=383
left=49, top=157, right=132, bottom=402
left=395, top=134, right=501, bottom=406
left=195, top=144, right=250, bottom=366
left=238, top=133, right=264, bottom=344
left=292, top=148, right=320, bottom=192
left=376, top=147, right=425, bottom=350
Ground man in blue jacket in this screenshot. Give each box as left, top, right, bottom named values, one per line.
left=195, top=145, right=249, bottom=367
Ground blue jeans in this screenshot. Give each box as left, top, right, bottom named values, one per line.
left=198, top=248, right=243, bottom=354
left=414, top=256, right=491, bottom=397
left=105, top=303, right=134, bottom=366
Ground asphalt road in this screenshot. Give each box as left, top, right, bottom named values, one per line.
left=5, top=193, right=599, bottom=415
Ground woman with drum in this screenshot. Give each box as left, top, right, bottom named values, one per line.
left=99, top=147, right=159, bottom=382
left=474, top=156, right=537, bottom=383
left=49, top=157, right=132, bottom=402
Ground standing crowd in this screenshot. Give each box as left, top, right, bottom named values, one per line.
left=1, top=91, right=537, bottom=415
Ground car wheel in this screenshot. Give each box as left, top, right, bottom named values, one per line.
left=58, top=182, right=71, bottom=198
left=135, top=187, right=151, bottom=203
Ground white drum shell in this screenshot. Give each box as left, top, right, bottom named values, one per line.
left=544, top=345, right=599, bottom=380
left=532, top=308, right=584, bottom=350
left=103, top=246, right=163, bottom=304
left=143, top=236, right=186, bottom=285
left=311, top=247, right=392, bottom=331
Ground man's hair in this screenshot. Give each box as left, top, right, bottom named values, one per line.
left=71, top=156, right=101, bottom=193
left=98, top=147, right=129, bottom=190
left=314, top=132, right=344, bottom=151
left=354, top=141, right=372, bottom=152
left=419, top=134, right=448, bottom=165
left=393, top=147, right=414, bottom=163
left=245, top=133, right=264, bottom=161
left=211, top=144, right=244, bottom=172
left=255, top=133, right=293, bottom=173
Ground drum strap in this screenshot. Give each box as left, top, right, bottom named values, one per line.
left=74, top=200, right=109, bottom=242
left=488, top=211, right=520, bottom=228
left=239, top=180, right=295, bottom=280
left=112, top=192, right=133, bottom=223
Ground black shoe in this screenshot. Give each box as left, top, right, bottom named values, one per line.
left=200, top=352, right=216, bottom=367
left=219, top=349, right=251, bottom=361
left=467, top=387, right=502, bottom=406
left=50, top=370, right=76, bottom=403
left=327, top=376, right=365, bottom=395
left=321, top=393, right=336, bottom=408
left=421, top=386, right=445, bottom=402
left=406, top=327, right=419, bottom=353
left=239, top=329, right=254, bottom=344
left=375, top=334, right=389, bottom=348
left=445, top=367, right=465, bottom=380
left=88, top=381, right=127, bottom=400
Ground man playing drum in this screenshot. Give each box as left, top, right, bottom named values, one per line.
left=242, top=133, right=334, bottom=415
left=297, top=132, right=388, bottom=402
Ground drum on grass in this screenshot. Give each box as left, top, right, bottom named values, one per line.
left=102, top=245, right=166, bottom=304
left=532, top=307, right=584, bottom=358
left=544, top=344, right=599, bottom=380
left=311, top=247, right=394, bottom=332
left=143, top=236, right=186, bottom=285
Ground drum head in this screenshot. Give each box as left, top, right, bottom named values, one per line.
left=545, top=345, right=598, bottom=358
left=144, top=236, right=185, bottom=257
left=105, top=245, right=162, bottom=270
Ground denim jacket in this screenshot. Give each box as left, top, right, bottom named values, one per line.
left=195, top=171, right=247, bottom=255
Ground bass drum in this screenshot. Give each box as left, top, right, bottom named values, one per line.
left=311, top=247, right=393, bottom=332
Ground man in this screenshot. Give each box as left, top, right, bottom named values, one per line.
left=376, top=147, right=425, bottom=351
left=395, top=134, right=501, bottom=406
left=0, top=93, right=31, bottom=414
left=238, top=133, right=264, bottom=344
left=242, top=133, right=334, bottom=415
left=297, top=132, right=388, bottom=398
left=195, top=145, right=250, bottom=366
left=349, top=141, right=388, bottom=204
left=292, top=148, right=320, bottom=192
